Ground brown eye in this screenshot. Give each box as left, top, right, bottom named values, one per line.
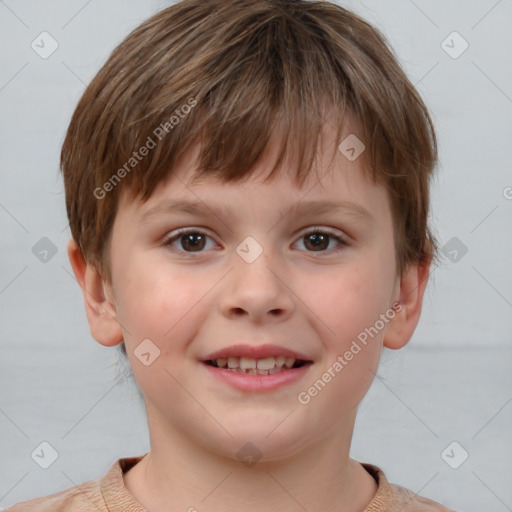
left=164, top=227, right=347, bottom=256
left=165, top=229, right=216, bottom=254
left=303, top=232, right=329, bottom=251
left=295, top=228, right=347, bottom=254
left=179, top=232, right=206, bottom=252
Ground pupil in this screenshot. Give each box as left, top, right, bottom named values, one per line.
left=182, top=233, right=205, bottom=251
left=306, top=233, right=327, bottom=251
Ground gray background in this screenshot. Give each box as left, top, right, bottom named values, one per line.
left=1, top=0, right=511, bottom=510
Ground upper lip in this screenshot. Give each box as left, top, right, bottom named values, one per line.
left=202, top=344, right=312, bottom=361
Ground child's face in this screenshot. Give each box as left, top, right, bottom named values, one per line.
left=82, top=124, right=426, bottom=461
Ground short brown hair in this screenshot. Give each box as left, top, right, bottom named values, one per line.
left=61, top=0, right=438, bottom=284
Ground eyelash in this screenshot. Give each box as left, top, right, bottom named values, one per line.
left=163, top=227, right=348, bottom=256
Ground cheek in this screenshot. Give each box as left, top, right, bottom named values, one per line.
left=298, top=255, right=393, bottom=398
left=316, top=257, right=395, bottom=407
left=298, top=279, right=386, bottom=417
left=111, top=252, right=207, bottom=347
left=112, top=259, right=213, bottom=397
left=303, top=257, right=392, bottom=341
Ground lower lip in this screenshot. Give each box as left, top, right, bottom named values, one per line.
left=201, top=362, right=313, bottom=392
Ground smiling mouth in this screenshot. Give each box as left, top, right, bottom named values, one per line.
left=203, top=356, right=311, bottom=375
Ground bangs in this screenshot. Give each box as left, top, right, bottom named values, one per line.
left=107, top=3, right=377, bottom=203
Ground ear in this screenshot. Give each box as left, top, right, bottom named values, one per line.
left=383, top=252, right=432, bottom=350
left=67, top=238, right=123, bottom=347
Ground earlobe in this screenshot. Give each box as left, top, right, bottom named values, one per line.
left=67, top=238, right=124, bottom=347
left=383, top=256, right=432, bottom=350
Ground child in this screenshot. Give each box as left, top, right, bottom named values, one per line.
left=6, top=0, right=457, bottom=510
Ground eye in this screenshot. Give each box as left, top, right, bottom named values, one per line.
left=163, top=227, right=348, bottom=256
left=294, top=227, right=348, bottom=254
left=164, top=228, right=218, bottom=254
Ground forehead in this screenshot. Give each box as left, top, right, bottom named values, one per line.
left=116, top=111, right=391, bottom=219
left=118, top=126, right=391, bottom=229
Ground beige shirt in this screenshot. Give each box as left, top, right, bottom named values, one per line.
left=5, top=454, right=457, bottom=511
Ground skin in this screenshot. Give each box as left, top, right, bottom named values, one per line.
left=68, top=122, right=431, bottom=512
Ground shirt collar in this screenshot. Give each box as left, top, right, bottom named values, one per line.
left=100, top=455, right=394, bottom=511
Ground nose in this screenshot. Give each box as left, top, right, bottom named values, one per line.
left=219, top=243, right=295, bottom=324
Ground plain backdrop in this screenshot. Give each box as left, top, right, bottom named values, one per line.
left=1, top=1, right=511, bottom=510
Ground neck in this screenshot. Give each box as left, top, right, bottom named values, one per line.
left=123, top=406, right=378, bottom=512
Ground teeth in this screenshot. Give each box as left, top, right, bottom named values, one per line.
left=275, top=355, right=286, bottom=367
left=212, top=355, right=299, bottom=371
left=240, top=357, right=256, bottom=370
left=284, top=357, right=295, bottom=369
left=227, top=357, right=239, bottom=368
left=257, top=357, right=275, bottom=370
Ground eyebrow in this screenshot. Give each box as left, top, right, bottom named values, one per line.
left=140, top=198, right=376, bottom=225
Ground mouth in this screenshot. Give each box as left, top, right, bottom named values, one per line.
left=203, top=356, right=312, bottom=375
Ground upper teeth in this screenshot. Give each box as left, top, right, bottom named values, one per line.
left=216, top=356, right=295, bottom=370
